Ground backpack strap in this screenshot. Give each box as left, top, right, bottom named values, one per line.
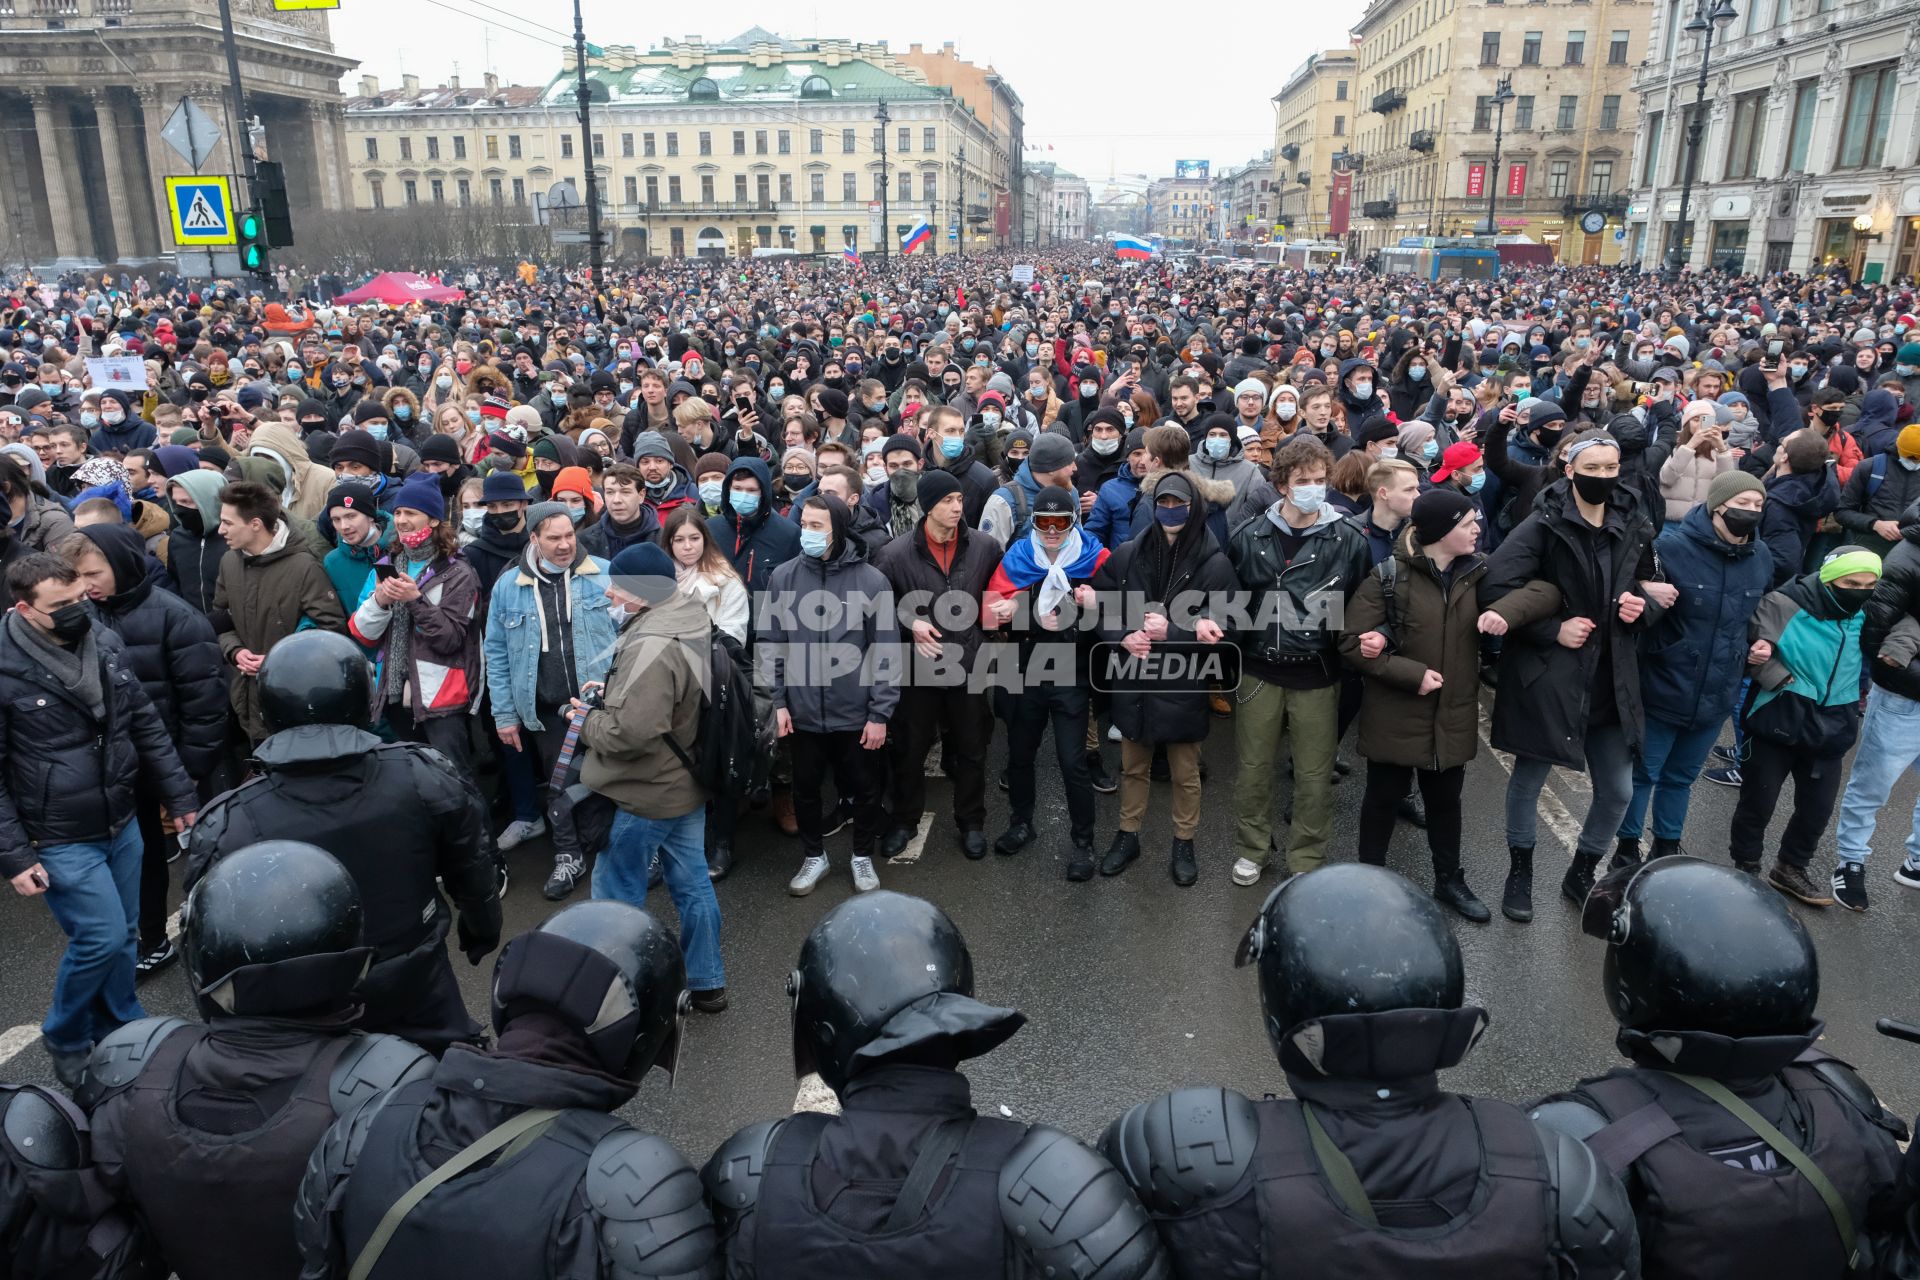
left=882, top=1118, right=972, bottom=1232
left=1867, top=452, right=1888, bottom=499
left=1582, top=1101, right=1683, bottom=1176
left=1300, top=1102, right=1379, bottom=1227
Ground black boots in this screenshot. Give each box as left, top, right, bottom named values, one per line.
left=1561, top=851, right=1601, bottom=906
left=1649, top=835, right=1685, bottom=860
left=1098, top=831, right=1141, bottom=877
left=1609, top=835, right=1641, bottom=874
left=1502, top=846, right=1534, bottom=923
left=1169, top=837, right=1198, bottom=887
left=1433, top=870, right=1490, bottom=922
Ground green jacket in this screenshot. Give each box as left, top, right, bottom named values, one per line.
left=578, top=590, right=711, bottom=820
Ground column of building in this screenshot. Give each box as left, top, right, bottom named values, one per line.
left=89, top=89, right=146, bottom=261
left=28, top=89, right=83, bottom=260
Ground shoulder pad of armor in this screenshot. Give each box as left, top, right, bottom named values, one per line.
left=700, top=1119, right=781, bottom=1222
left=1803, top=1057, right=1910, bottom=1141
left=1532, top=1121, right=1642, bottom=1274
left=1099, top=1085, right=1259, bottom=1216
left=586, top=1127, right=721, bottom=1280
left=76, top=1017, right=190, bottom=1106
left=2, top=1085, right=87, bottom=1170
left=1527, top=1098, right=1611, bottom=1144
left=1002, top=1125, right=1169, bottom=1280
left=329, top=1033, right=435, bottom=1117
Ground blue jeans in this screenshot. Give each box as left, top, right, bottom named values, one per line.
left=1835, top=684, right=1920, bottom=868
left=38, top=822, right=145, bottom=1054
left=1618, top=719, right=1721, bottom=841
left=591, top=806, right=724, bottom=992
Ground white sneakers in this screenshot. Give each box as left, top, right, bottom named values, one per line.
left=496, top=818, right=545, bottom=851
left=789, top=855, right=829, bottom=896
left=850, top=856, right=880, bottom=893
left=1232, top=857, right=1264, bottom=887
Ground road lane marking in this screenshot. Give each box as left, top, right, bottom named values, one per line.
left=886, top=813, right=935, bottom=866
left=0, top=1024, right=40, bottom=1066
left=1478, top=702, right=1587, bottom=855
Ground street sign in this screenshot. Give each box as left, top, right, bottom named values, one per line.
left=551, top=230, right=609, bottom=246
left=1615, top=228, right=1627, bottom=242
left=159, top=99, right=221, bottom=172
left=166, top=176, right=236, bottom=246
left=547, top=181, right=582, bottom=208
left=173, top=249, right=245, bottom=278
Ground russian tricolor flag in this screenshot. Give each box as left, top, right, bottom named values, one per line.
left=901, top=220, right=933, bottom=254
left=1114, top=235, right=1154, bottom=260
left=843, top=245, right=862, bottom=267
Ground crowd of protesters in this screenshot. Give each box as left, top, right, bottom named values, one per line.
left=6, top=247, right=1920, bottom=1087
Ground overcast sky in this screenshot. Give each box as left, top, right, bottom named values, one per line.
left=328, top=5, right=1362, bottom=188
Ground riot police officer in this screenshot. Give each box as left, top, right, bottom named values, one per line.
left=1533, top=856, right=1910, bottom=1278
left=184, top=630, right=501, bottom=1053
left=77, top=840, right=432, bottom=1280
left=1103, top=863, right=1640, bottom=1278
left=1, top=1081, right=155, bottom=1279
left=295, top=900, right=718, bottom=1280
left=701, top=890, right=1168, bottom=1280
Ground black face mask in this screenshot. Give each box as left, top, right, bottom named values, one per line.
left=45, top=601, right=91, bottom=643
left=1718, top=507, right=1762, bottom=539
left=1571, top=472, right=1618, bottom=505
left=536, top=473, right=557, bottom=499
left=177, top=505, right=204, bottom=536
left=1827, top=584, right=1875, bottom=616
left=485, top=511, right=521, bottom=534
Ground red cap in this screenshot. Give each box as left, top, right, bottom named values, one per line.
left=1432, top=441, right=1483, bottom=483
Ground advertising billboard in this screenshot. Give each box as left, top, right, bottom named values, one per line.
left=1174, top=160, right=1210, bottom=181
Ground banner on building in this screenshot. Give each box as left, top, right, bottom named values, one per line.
left=993, top=190, right=1012, bottom=237
left=1466, top=164, right=1487, bottom=198
left=1329, top=171, right=1353, bottom=237
left=1507, top=163, right=1528, bottom=197
left=1174, top=160, right=1210, bottom=180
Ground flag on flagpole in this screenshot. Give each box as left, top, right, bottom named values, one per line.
left=843, top=245, right=862, bottom=267
left=901, top=220, right=932, bottom=254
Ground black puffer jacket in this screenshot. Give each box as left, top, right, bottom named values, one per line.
left=82, top=526, right=226, bottom=781
left=0, top=616, right=198, bottom=878
left=1860, top=500, right=1920, bottom=703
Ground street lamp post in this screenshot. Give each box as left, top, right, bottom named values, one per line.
left=1666, top=0, right=1739, bottom=275
left=1482, top=74, right=1514, bottom=237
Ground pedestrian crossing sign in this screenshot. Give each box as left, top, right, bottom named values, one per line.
left=166, top=176, right=236, bottom=246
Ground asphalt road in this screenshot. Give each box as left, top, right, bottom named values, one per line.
left=6, top=695, right=1920, bottom=1165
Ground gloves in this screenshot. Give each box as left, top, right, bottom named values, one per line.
left=457, top=896, right=503, bottom=966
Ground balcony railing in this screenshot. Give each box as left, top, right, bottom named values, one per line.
left=1279, top=142, right=1300, bottom=161
left=1362, top=199, right=1399, bottom=219
left=1560, top=192, right=1629, bottom=218
left=1408, top=129, right=1436, bottom=153
left=1371, top=87, right=1407, bottom=115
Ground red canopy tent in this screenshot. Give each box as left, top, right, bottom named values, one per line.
left=333, top=272, right=466, bottom=305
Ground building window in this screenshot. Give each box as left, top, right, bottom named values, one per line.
left=399, top=136, right=412, bottom=160
left=512, top=178, right=525, bottom=204
left=1481, top=31, right=1500, bottom=63
left=665, top=132, right=678, bottom=156
left=621, top=132, right=633, bottom=158
left=1837, top=65, right=1896, bottom=169
left=778, top=173, right=792, bottom=202
left=1336, top=79, right=1348, bottom=100
left=733, top=130, right=746, bottom=155
left=1565, top=30, right=1585, bottom=64
left=645, top=175, right=659, bottom=205
left=895, top=126, right=908, bottom=152
left=453, top=136, right=466, bottom=160
left=1514, top=95, right=1535, bottom=129
left=1548, top=159, right=1570, bottom=196
left=755, top=130, right=768, bottom=155
left=403, top=178, right=418, bottom=204
left=668, top=176, right=681, bottom=202
left=925, top=172, right=937, bottom=202
left=778, top=129, right=790, bottom=154
left=1588, top=157, right=1613, bottom=193
left=591, top=133, right=603, bottom=158
left=508, top=135, right=521, bottom=159
left=1609, top=29, right=1629, bottom=63
left=843, top=172, right=857, bottom=200
left=757, top=174, right=771, bottom=205
left=810, top=172, right=825, bottom=201
left=560, top=135, right=573, bottom=159
left=485, top=135, right=498, bottom=160
left=365, top=137, right=378, bottom=161
left=1557, top=95, right=1578, bottom=129
left=370, top=178, right=384, bottom=208
left=810, top=129, right=823, bottom=154
left=1785, top=81, right=1817, bottom=171
left=430, top=178, right=444, bottom=203
left=735, top=174, right=748, bottom=203
left=923, top=127, right=935, bottom=151
left=1642, top=112, right=1663, bottom=183
left=490, top=177, right=504, bottom=204
left=670, top=227, right=684, bottom=256
left=1521, top=30, right=1541, bottom=63
left=842, top=128, right=855, bottom=153
left=1600, top=94, right=1620, bottom=130
left=1333, top=114, right=1345, bottom=135
left=426, top=136, right=439, bottom=160
left=624, top=175, right=638, bottom=204
left=644, top=132, right=656, bottom=156
left=1725, top=92, right=1766, bottom=179
left=456, top=178, right=470, bottom=205
left=694, top=131, right=709, bottom=156
left=701, top=174, right=715, bottom=203
left=1474, top=96, right=1493, bottom=131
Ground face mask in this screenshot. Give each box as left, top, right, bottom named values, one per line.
left=1572, top=472, right=1618, bottom=505
left=889, top=470, right=920, bottom=501
left=455, top=360, right=473, bottom=375
left=538, top=557, right=568, bottom=574
left=1076, top=381, right=1099, bottom=400
left=1378, top=446, right=1399, bottom=460
left=1025, top=344, right=1039, bottom=357
left=1828, top=583, right=1876, bottom=615
left=1718, top=506, right=1762, bottom=537
left=781, top=472, right=810, bottom=492
left=1321, top=345, right=1335, bottom=357
left=1409, top=367, right=1426, bottom=382
left=1155, top=502, right=1190, bottom=528
left=799, top=528, right=831, bottom=558
left=1204, top=437, right=1230, bottom=460
left=1029, top=386, right=1048, bottom=401
left=436, top=375, right=453, bottom=391
left=80, top=411, right=98, bottom=428
left=564, top=505, right=585, bottom=525
left=1276, top=402, right=1297, bottom=421
left=865, top=399, right=886, bottom=414
left=1091, top=436, right=1119, bottom=457
left=1352, top=381, right=1373, bottom=399
left=1789, top=364, right=1808, bottom=379
left=287, top=365, right=303, bottom=379
left=398, top=525, right=435, bottom=550
left=865, top=464, right=886, bottom=486
left=486, top=511, right=520, bottom=533
left=940, top=436, right=965, bottom=459
left=962, top=338, right=977, bottom=351
left=366, top=424, right=389, bottom=441
left=45, top=602, right=90, bottom=642
left=1900, top=365, right=1919, bottom=377
left=1465, top=471, right=1487, bottom=494
left=1421, top=441, right=1439, bottom=462
left=1289, top=483, right=1326, bottom=513
left=462, top=508, right=486, bottom=532
left=730, top=491, right=760, bottom=517
left=467, top=409, right=483, bottom=426
left=40, top=383, right=62, bottom=398
left=698, top=478, right=724, bottom=508
left=981, top=411, right=1002, bottom=429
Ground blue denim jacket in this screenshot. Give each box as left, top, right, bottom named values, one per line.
left=482, top=554, right=617, bottom=732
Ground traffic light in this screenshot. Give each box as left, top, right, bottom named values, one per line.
left=239, top=205, right=268, bottom=274
left=255, top=160, right=294, bottom=247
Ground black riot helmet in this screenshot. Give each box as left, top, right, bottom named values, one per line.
left=182, top=840, right=372, bottom=1020
left=490, top=901, right=687, bottom=1083
left=1236, top=864, right=1485, bottom=1080
left=257, top=629, right=376, bottom=734
left=790, top=891, right=1025, bottom=1094
left=1585, top=856, right=1818, bottom=1040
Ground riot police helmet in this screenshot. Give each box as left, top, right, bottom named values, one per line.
left=258, top=630, right=376, bottom=733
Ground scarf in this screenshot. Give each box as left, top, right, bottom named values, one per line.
left=6, top=609, right=103, bottom=719
left=524, top=542, right=572, bottom=654
left=1000, top=525, right=1104, bottom=617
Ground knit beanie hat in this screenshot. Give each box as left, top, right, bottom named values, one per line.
left=1819, top=545, right=1882, bottom=583
left=1899, top=424, right=1920, bottom=460
left=391, top=473, right=445, bottom=522
left=916, top=468, right=963, bottom=512
left=331, top=429, right=383, bottom=473
left=324, top=479, right=379, bottom=520
left=1029, top=432, right=1076, bottom=474
left=1705, top=470, right=1765, bottom=511
left=1898, top=342, right=1920, bottom=367
left=418, top=435, right=463, bottom=467
left=551, top=465, right=598, bottom=510
left=608, top=541, right=678, bottom=604
left=630, top=431, right=676, bottom=462
left=1411, top=488, right=1476, bottom=547
left=694, top=451, right=731, bottom=479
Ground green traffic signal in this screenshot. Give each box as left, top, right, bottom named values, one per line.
left=240, top=211, right=261, bottom=239
left=239, top=204, right=268, bottom=275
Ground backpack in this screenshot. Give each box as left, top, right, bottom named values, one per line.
left=664, top=630, right=774, bottom=801
left=1866, top=452, right=1888, bottom=500
left=1374, top=557, right=1407, bottom=651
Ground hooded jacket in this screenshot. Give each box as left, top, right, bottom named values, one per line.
left=1853, top=389, right=1903, bottom=459
left=758, top=495, right=900, bottom=735
left=482, top=544, right=616, bottom=734
left=321, top=506, right=394, bottom=634
left=579, top=588, right=711, bottom=820
left=210, top=522, right=347, bottom=741
left=1745, top=569, right=1868, bottom=756
left=707, top=456, right=801, bottom=604
left=165, top=469, right=229, bottom=615
left=1639, top=505, right=1773, bottom=731
left=1759, top=466, right=1841, bottom=588
left=1086, top=462, right=1143, bottom=549
left=88, top=389, right=155, bottom=455
left=1859, top=498, right=1920, bottom=705
left=248, top=422, right=337, bottom=521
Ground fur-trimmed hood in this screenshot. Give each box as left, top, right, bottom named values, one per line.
left=1140, top=467, right=1236, bottom=510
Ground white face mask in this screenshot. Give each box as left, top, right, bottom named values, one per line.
left=1289, top=483, right=1327, bottom=514
left=1091, top=436, right=1119, bottom=456
left=1276, top=402, right=1297, bottom=421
